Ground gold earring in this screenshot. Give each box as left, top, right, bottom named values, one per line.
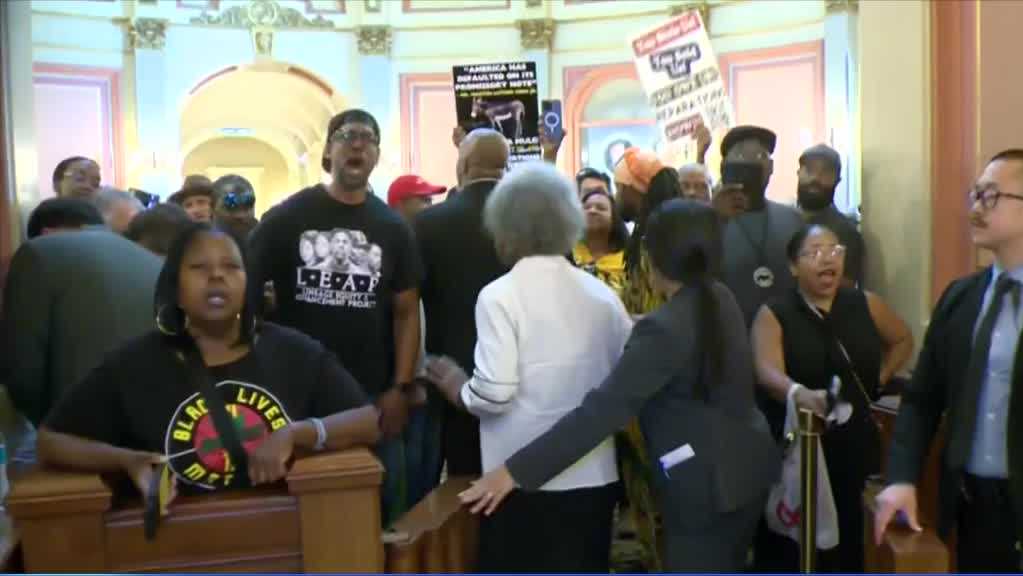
left=156, top=305, right=179, bottom=336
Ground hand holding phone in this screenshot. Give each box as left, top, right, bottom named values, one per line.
left=541, top=100, right=563, bottom=143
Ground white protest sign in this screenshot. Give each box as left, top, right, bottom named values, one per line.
left=630, top=10, right=734, bottom=164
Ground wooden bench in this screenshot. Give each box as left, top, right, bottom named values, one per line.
left=385, top=476, right=478, bottom=573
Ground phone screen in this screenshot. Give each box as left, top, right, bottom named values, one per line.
left=721, top=162, right=764, bottom=200
left=541, top=99, right=563, bottom=142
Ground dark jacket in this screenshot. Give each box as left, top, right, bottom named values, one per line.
left=414, top=179, right=508, bottom=475
left=887, top=268, right=1023, bottom=539
left=2, top=229, right=162, bottom=425
left=506, top=282, right=780, bottom=566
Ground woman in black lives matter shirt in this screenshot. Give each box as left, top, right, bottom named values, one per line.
left=38, top=222, right=380, bottom=501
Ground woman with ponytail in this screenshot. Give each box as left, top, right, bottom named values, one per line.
left=458, top=199, right=781, bottom=572
left=38, top=222, right=380, bottom=506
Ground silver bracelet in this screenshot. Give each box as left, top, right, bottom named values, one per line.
left=310, top=417, right=327, bottom=451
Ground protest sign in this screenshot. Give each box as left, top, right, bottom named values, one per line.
left=453, top=61, right=540, bottom=162
left=630, top=10, right=734, bottom=164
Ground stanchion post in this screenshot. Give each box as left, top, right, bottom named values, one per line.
left=798, top=408, right=825, bottom=574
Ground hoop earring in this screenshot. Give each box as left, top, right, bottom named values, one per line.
left=156, top=305, right=179, bottom=336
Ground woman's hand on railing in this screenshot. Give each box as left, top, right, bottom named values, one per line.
left=458, top=465, right=516, bottom=516
left=249, top=426, right=295, bottom=485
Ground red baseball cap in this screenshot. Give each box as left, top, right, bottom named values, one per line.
left=387, top=175, right=446, bottom=207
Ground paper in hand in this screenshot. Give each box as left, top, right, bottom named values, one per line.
left=659, top=443, right=695, bottom=477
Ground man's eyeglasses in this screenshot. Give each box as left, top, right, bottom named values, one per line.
left=727, top=150, right=770, bottom=162
left=799, top=244, right=847, bottom=261
left=968, top=185, right=1023, bottom=210
left=221, top=191, right=255, bottom=210
left=330, top=129, right=379, bottom=146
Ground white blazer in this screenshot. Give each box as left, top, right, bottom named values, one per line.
left=460, top=255, right=632, bottom=491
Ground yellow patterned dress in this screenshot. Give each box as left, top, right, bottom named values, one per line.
left=572, top=243, right=627, bottom=298
left=618, top=249, right=664, bottom=572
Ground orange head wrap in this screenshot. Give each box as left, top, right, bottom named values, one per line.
left=613, top=147, right=664, bottom=193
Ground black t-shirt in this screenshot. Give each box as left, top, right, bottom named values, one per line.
left=45, top=323, right=368, bottom=494
left=250, top=185, right=422, bottom=397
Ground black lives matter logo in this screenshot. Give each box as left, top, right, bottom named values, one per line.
left=165, top=381, right=290, bottom=491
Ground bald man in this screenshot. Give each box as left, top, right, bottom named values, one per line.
left=414, top=129, right=510, bottom=476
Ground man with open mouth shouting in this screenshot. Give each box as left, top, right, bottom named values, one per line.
left=250, top=109, right=422, bottom=526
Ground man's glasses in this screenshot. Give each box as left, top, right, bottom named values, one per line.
left=330, top=129, right=379, bottom=146
left=799, top=244, right=847, bottom=261
left=968, top=185, right=1023, bottom=210
left=727, top=150, right=770, bottom=162
left=221, top=191, right=255, bottom=210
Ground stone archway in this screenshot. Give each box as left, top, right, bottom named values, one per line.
left=179, top=61, right=345, bottom=214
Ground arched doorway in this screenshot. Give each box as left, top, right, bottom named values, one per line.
left=179, top=61, right=345, bottom=216
left=562, top=63, right=657, bottom=178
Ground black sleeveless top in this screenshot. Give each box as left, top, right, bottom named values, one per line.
left=764, top=286, right=882, bottom=434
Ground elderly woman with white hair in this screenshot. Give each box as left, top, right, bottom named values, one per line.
left=426, top=162, right=632, bottom=573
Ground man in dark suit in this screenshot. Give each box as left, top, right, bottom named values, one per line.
left=876, top=149, right=1023, bottom=571
left=3, top=201, right=162, bottom=428
left=414, top=129, right=509, bottom=475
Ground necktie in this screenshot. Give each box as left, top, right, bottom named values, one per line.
left=951, top=275, right=1019, bottom=469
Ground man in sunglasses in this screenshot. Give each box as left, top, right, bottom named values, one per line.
left=213, top=174, right=259, bottom=240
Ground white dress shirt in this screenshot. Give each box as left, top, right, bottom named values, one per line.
left=460, top=255, right=632, bottom=491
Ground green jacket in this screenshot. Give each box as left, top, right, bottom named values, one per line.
left=3, top=229, right=162, bottom=425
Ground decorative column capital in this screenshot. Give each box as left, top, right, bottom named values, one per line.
left=825, top=0, right=858, bottom=13
left=252, top=28, right=274, bottom=58
left=129, top=17, right=168, bottom=50
left=356, top=26, right=392, bottom=56
left=669, top=1, right=710, bottom=26
left=516, top=18, right=555, bottom=51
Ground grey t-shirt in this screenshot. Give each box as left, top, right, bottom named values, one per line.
left=721, top=201, right=805, bottom=327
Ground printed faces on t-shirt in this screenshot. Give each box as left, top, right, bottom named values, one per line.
left=296, top=227, right=384, bottom=310
left=166, top=380, right=291, bottom=491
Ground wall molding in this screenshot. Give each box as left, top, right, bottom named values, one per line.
left=399, top=72, right=452, bottom=175
left=32, top=63, right=124, bottom=189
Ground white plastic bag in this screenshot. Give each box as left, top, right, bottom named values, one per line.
left=764, top=381, right=841, bottom=550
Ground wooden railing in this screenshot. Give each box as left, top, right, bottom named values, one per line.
left=5, top=450, right=479, bottom=573
left=385, top=476, right=478, bottom=573
left=7, top=448, right=384, bottom=573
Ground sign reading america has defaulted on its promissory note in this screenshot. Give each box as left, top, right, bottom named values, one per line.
left=452, top=61, right=540, bottom=163
left=630, top=11, right=734, bottom=155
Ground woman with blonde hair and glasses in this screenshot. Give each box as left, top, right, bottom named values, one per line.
left=750, top=223, right=913, bottom=572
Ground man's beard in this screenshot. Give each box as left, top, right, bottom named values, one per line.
left=797, top=183, right=835, bottom=212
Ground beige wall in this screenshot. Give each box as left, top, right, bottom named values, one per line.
left=978, top=1, right=1023, bottom=162
left=859, top=0, right=932, bottom=353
